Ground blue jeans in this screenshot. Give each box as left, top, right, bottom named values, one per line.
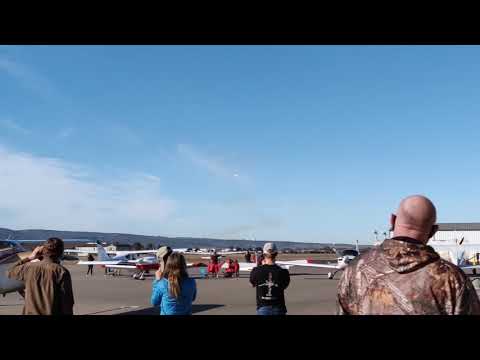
left=256, top=306, right=286, bottom=315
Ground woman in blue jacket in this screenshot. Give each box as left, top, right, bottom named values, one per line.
left=151, top=252, right=197, bottom=315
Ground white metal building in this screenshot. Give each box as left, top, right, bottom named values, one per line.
left=430, top=223, right=480, bottom=245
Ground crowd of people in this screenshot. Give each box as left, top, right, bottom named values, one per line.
left=207, top=253, right=240, bottom=278
left=6, top=194, right=480, bottom=315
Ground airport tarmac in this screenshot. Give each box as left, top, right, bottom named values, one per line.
left=0, top=256, right=341, bottom=315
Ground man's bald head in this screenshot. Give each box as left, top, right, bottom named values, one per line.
left=391, top=195, right=438, bottom=243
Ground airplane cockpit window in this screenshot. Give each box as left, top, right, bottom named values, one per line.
left=341, top=249, right=359, bottom=257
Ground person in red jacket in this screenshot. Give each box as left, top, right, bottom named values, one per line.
left=208, top=251, right=220, bottom=278
left=233, top=259, right=240, bottom=278
left=224, top=258, right=236, bottom=278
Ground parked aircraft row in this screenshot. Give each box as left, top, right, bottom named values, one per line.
left=3, top=237, right=480, bottom=296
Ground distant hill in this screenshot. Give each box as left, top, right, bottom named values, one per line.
left=0, top=227, right=364, bottom=250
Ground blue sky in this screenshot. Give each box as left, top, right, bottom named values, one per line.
left=1, top=45, right=479, bottom=244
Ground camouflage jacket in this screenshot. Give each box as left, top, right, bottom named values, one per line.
left=337, top=237, right=480, bottom=315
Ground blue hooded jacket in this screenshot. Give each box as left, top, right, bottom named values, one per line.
left=151, top=277, right=197, bottom=315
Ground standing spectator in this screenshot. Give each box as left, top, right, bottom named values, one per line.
left=250, top=242, right=290, bottom=315
left=224, top=258, right=235, bottom=278
left=256, top=251, right=264, bottom=266
left=156, top=246, right=173, bottom=277
left=337, top=195, right=480, bottom=315
left=233, top=259, right=240, bottom=278
left=208, top=251, right=220, bottom=278
left=8, top=237, right=74, bottom=315
left=86, top=253, right=94, bottom=276
left=151, top=252, right=197, bottom=315
left=245, top=250, right=251, bottom=263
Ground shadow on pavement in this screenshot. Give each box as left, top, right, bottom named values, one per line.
left=290, top=272, right=329, bottom=276
left=117, top=304, right=224, bottom=315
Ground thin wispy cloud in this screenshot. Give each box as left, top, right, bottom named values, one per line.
left=0, top=118, right=31, bottom=135
left=177, top=143, right=249, bottom=183
left=110, top=123, right=142, bottom=146
left=58, top=127, right=74, bottom=139
left=0, top=145, right=175, bottom=235
left=0, top=56, right=57, bottom=99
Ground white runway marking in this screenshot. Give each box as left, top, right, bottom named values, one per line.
left=82, top=305, right=140, bottom=315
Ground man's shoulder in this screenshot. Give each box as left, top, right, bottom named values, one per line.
left=44, top=261, right=71, bottom=276
left=349, top=247, right=381, bottom=269
left=426, top=257, right=468, bottom=283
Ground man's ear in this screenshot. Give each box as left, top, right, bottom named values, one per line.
left=390, top=214, right=396, bottom=232
left=429, top=224, right=439, bottom=239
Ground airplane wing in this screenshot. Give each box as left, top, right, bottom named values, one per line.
left=77, top=260, right=123, bottom=266
left=276, top=260, right=340, bottom=269
left=460, top=265, right=480, bottom=270
left=102, top=264, right=137, bottom=269
left=64, top=249, right=96, bottom=254
left=115, top=250, right=159, bottom=255
left=237, top=260, right=340, bottom=272
left=238, top=262, right=257, bottom=272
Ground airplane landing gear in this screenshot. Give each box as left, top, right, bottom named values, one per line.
left=133, top=271, right=146, bottom=280
left=327, top=271, right=338, bottom=280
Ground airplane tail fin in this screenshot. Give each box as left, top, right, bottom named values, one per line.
left=356, top=240, right=360, bottom=254
left=8, top=239, right=26, bottom=252
left=96, top=243, right=110, bottom=261
left=449, top=249, right=466, bottom=266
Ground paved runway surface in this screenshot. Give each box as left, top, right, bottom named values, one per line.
left=0, top=259, right=340, bottom=315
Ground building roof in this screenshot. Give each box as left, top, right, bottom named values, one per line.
left=438, top=223, right=480, bottom=231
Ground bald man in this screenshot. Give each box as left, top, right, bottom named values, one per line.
left=337, top=195, right=480, bottom=315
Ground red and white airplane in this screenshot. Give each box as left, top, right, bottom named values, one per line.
left=76, top=243, right=203, bottom=280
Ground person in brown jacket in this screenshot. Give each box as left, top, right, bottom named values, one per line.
left=8, top=237, right=74, bottom=315
left=337, top=195, right=480, bottom=315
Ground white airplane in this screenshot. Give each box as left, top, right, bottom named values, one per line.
left=65, top=245, right=242, bottom=257
left=0, top=237, right=29, bottom=296
left=0, top=237, right=98, bottom=296
left=237, top=241, right=361, bottom=279
left=64, top=244, right=160, bottom=259
left=76, top=243, right=202, bottom=280
left=430, top=237, right=480, bottom=272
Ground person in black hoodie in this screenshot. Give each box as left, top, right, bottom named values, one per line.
left=86, top=254, right=94, bottom=276
left=249, top=242, right=290, bottom=315
left=337, top=195, right=480, bottom=315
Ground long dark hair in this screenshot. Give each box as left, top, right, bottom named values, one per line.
left=162, top=252, right=189, bottom=299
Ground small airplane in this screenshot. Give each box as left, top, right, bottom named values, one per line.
left=236, top=241, right=361, bottom=279
left=430, top=237, right=480, bottom=273
left=76, top=242, right=204, bottom=280
left=0, top=237, right=99, bottom=296
left=0, top=237, right=29, bottom=296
